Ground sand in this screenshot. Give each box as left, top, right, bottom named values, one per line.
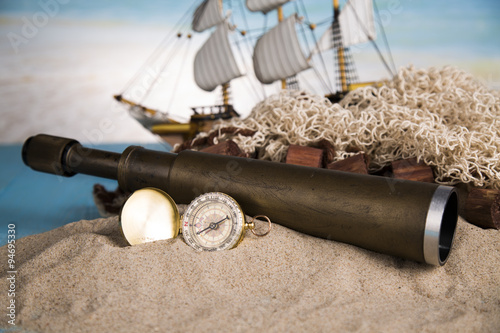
left=1, top=212, right=499, bottom=332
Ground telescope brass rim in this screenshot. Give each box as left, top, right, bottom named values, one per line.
left=423, top=186, right=458, bottom=266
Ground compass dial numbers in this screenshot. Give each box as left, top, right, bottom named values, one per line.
left=182, top=193, right=245, bottom=251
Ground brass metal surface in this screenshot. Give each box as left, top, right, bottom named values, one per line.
left=120, top=188, right=180, bottom=245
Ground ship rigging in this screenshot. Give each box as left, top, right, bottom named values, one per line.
left=114, top=0, right=396, bottom=145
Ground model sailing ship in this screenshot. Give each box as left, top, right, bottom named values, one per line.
left=114, top=0, right=395, bottom=146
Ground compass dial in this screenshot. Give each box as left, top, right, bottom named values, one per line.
left=182, top=192, right=245, bottom=251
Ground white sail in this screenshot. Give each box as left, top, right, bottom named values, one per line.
left=340, top=0, right=376, bottom=46
left=246, top=0, right=290, bottom=14
left=311, top=0, right=376, bottom=54
left=194, top=22, right=243, bottom=92
left=253, top=14, right=310, bottom=84
left=192, top=0, right=224, bottom=33
left=311, top=25, right=335, bottom=55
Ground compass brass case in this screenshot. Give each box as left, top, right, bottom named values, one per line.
left=22, top=134, right=459, bottom=265
left=120, top=187, right=180, bottom=245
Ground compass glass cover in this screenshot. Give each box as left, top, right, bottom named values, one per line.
left=182, top=192, right=245, bottom=251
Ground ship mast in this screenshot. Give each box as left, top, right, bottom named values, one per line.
left=220, top=0, right=230, bottom=108
left=277, top=6, right=286, bottom=90
left=334, top=0, right=348, bottom=92
left=312, top=0, right=384, bottom=99
left=222, top=82, right=230, bottom=106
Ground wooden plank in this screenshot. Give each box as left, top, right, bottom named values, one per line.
left=326, top=153, right=369, bottom=174
left=316, top=139, right=336, bottom=165
left=392, top=158, right=434, bottom=183
left=463, top=187, right=500, bottom=230
left=285, top=145, right=324, bottom=168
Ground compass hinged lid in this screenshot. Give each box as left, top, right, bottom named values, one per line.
left=120, top=188, right=180, bottom=245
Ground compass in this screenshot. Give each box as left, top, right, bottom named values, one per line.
left=182, top=192, right=247, bottom=251
left=119, top=189, right=271, bottom=251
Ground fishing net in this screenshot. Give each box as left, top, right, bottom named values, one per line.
left=183, top=66, right=500, bottom=189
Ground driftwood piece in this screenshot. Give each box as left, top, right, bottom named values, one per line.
left=326, top=153, right=369, bottom=174
left=200, top=140, right=244, bottom=157
left=392, top=158, right=434, bottom=183
left=285, top=145, right=324, bottom=168
left=458, top=186, right=500, bottom=230
left=492, top=195, right=500, bottom=229
left=92, top=184, right=130, bottom=217
left=316, top=139, right=336, bottom=165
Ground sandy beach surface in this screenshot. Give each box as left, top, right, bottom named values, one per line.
left=1, top=212, right=499, bottom=332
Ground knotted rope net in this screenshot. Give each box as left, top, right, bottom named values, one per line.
left=185, top=66, right=500, bottom=189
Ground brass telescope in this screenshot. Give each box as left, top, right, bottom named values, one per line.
left=22, top=134, right=459, bottom=265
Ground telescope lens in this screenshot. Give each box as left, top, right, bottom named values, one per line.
left=438, top=190, right=458, bottom=264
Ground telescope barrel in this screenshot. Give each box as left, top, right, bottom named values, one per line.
left=22, top=134, right=459, bottom=265
left=22, top=134, right=121, bottom=179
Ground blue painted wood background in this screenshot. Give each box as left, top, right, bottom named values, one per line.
left=0, top=142, right=167, bottom=246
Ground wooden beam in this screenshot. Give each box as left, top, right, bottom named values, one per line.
left=392, top=158, right=434, bottom=183
left=326, top=153, right=369, bottom=174
left=316, top=139, right=336, bottom=165
left=285, top=145, right=324, bottom=168
left=460, top=186, right=500, bottom=230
